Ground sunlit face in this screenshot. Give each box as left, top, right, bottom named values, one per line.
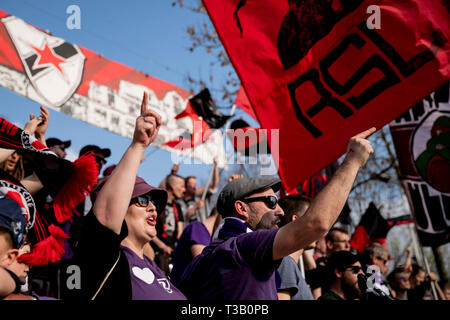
left=315, top=237, right=327, bottom=255
left=373, top=253, right=389, bottom=275
left=241, top=189, right=284, bottom=230
left=413, top=270, right=426, bottom=286
left=50, top=145, right=67, bottom=159
left=327, top=231, right=350, bottom=254
left=5, top=152, right=20, bottom=173
left=395, top=272, right=411, bottom=290
left=125, top=197, right=158, bottom=243
left=169, top=177, right=186, bottom=199
left=186, top=178, right=197, bottom=196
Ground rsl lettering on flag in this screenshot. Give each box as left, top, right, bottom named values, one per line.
left=203, top=0, right=450, bottom=190
left=288, top=20, right=442, bottom=138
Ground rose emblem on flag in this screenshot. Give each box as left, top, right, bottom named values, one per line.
left=413, top=111, right=450, bottom=194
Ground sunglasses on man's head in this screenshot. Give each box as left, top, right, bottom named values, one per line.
left=241, top=195, right=278, bottom=209
left=131, top=195, right=159, bottom=211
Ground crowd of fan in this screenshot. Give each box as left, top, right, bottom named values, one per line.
left=1, top=100, right=449, bottom=301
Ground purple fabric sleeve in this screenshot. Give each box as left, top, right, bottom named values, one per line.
left=187, top=221, right=211, bottom=246
left=235, top=229, right=281, bottom=274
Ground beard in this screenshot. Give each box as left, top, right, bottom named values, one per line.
left=255, top=211, right=280, bottom=230
left=342, top=279, right=362, bottom=300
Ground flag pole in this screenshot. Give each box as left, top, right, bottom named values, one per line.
left=299, top=254, right=305, bottom=279
left=396, top=165, right=439, bottom=299
left=415, top=228, right=439, bottom=300
left=406, top=212, right=438, bottom=300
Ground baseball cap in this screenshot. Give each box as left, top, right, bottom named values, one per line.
left=79, top=145, right=111, bottom=158
left=93, top=176, right=167, bottom=215
left=46, top=138, right=71, bottom=149
left=216, top=177, right=281, bottom=216
left=131, top=177, right=168, bottom=214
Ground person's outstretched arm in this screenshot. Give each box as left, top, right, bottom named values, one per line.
left=93, top=92, right=161, bottom=234
left=273, top=127, right=375, bottom=260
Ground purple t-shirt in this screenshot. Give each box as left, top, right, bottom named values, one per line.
left=120, top=245, right=186, bottom=300
left=179, top=228, right=281, bottom=300
left=170, top=221, right=211, bottom=287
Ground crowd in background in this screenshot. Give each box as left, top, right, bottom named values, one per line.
left=1, top=102, right=449, bottom=301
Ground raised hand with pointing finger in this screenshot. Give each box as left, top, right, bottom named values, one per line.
left=343, top=127, right=376, bottom=168
left=133, top=91, right=162, bottom=148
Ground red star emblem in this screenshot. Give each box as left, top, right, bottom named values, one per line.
left=30, top=41, right=66, bottom=74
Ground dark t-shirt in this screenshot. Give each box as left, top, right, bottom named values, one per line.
left=319, top=290, right=344, bottom=301
left=170, top=221, right=211, bottom=287
left=156, top=202, right=184, bottom=248
left=179, top=229, right=281, bottom=300
left=177, top=189, right=215, bottom=223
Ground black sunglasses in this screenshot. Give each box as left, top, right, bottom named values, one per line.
left=376, top=256, right=388, bottom=264
left=95, top=155, right=107, bottom=165
left=344, top=265, right=363, bottom=274
left=131, top=195, right=159, bottom=211
left=241, top=195, right=278, bottom=209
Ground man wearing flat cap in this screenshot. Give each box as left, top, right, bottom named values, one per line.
left=179, top=127, right=376, bottom=300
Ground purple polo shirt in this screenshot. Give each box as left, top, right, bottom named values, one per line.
left=170, top=221, right=211, bottom=287
left=120, top=245, right=186, bottom=300
left=179, top=228, right=281, bottom=300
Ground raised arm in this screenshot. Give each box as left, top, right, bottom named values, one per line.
left=273, top=127, right=375, bottom=260
left=93, top=92, right=161, bottom=234
left=32, top=106, right=50, bottom=145
left=21, top=172, right=44, bottom=195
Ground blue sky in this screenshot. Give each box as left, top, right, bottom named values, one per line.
left=0, top=0, right=253, bottom=187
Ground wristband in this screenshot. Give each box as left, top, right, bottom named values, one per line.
left=4, top=268, right=21, bottom=294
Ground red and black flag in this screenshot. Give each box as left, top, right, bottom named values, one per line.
left=350, top=202, right=391, bottom=254
left=234, top=86, right=258, bottom=121
left=350, top=202, right=414, bottom=254
left=189, top=88, right=231, bottom=129
left=203, top=0, right=450, bottom=191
